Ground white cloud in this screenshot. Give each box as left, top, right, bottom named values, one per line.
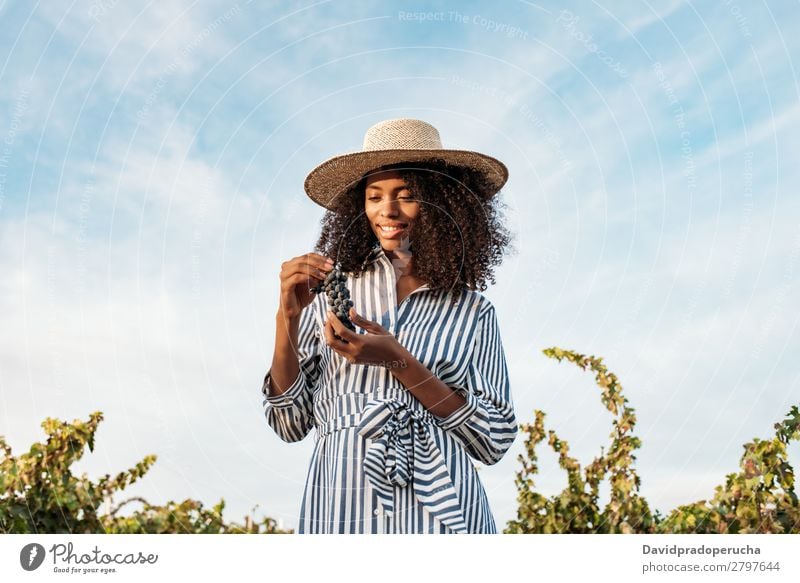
left=38, top=1, right=244, bottom=90
left=618, top=0, right=688, bottom=38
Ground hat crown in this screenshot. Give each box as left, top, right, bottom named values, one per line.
left=304, top=117, right=508, bottom=211
left=362, top=118, right=443, bottom=152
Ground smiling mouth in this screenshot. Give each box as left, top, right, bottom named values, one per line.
left=379, top=224, right=407, bottom=233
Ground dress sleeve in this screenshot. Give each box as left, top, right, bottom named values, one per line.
left=431, top=302, right=518, bottom=465
left=260, top=303, right=321, bottom=443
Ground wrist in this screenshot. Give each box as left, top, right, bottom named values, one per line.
left=388, top=342, right=413, bottom=375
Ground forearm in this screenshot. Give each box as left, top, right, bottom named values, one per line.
left=389, top=344, right=467, bottom=418
left=266, top=311, right=302, bottom=398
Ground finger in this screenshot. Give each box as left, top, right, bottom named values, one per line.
left=327, top=310, right=357, bottom=343
left=282, top=254, right=334, bottom=279
left=323, top=313, right=350, bottom=351
left=322, top=314, right=337, bottom=345
left=349, top=307, right=382, bottom=332
left=348, top=307, right=371, bottom=330
left=302, top=253, right=336, bottom=272
left=297, top=264, right=330, bottom=282
left=282, top=273, right=321, bottom=292
left=284, top=268, right=326, bottom=291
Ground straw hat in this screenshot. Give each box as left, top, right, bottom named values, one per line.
left=304, top=118, right=508, bottom=211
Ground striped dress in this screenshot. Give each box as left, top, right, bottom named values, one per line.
left=261, top=244, right=518, bottom=533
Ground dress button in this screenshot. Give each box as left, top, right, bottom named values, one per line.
left=373, top=509, right=381, bottom=516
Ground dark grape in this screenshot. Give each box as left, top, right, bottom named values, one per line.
left=310, top=261, right=356, bottom=340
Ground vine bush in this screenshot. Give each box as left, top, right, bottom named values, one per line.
left=0, top=412, right=290, bottom=534
left=505, top=347, right=800, bottom=534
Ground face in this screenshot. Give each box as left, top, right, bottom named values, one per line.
left=364, top=170, right=420, bottom=251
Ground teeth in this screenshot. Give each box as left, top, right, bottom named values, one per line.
left=380, top=225, right=405, bottom=231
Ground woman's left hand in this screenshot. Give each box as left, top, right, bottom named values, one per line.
left=324, top=307, right=407, bottom=368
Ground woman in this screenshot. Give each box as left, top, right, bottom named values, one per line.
left=262, top=118, right=518, bottom=534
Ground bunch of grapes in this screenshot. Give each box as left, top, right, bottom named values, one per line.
left=311, top=262, right=356, bottom=339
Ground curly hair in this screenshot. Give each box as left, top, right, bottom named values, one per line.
left=313, top=158, right=516, bottom=297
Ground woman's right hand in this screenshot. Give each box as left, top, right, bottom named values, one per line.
left=278, top=252, right=335, bottom=319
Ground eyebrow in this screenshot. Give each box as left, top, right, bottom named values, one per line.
left=365, top=184, right=409, bottom=192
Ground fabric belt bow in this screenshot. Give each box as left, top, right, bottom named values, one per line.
left=356, top=398, right=469, bottom=533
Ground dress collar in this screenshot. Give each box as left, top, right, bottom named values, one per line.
left=368, top=243, right=430, bottom=292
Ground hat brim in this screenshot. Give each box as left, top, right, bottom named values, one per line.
left=304, top=149, right=508, bottom=211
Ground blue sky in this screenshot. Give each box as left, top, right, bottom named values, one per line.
left=1, top=0, right=798, bottom=532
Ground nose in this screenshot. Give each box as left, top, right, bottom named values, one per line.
left=379, top=200, right=400, bottom=216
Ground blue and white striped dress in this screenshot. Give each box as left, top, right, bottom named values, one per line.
left=261, top=244, right=517, bottom=534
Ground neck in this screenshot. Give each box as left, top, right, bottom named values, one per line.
left=382, top=242, right=415, bottom=279
left=381, top=239, right=413, bottom=259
